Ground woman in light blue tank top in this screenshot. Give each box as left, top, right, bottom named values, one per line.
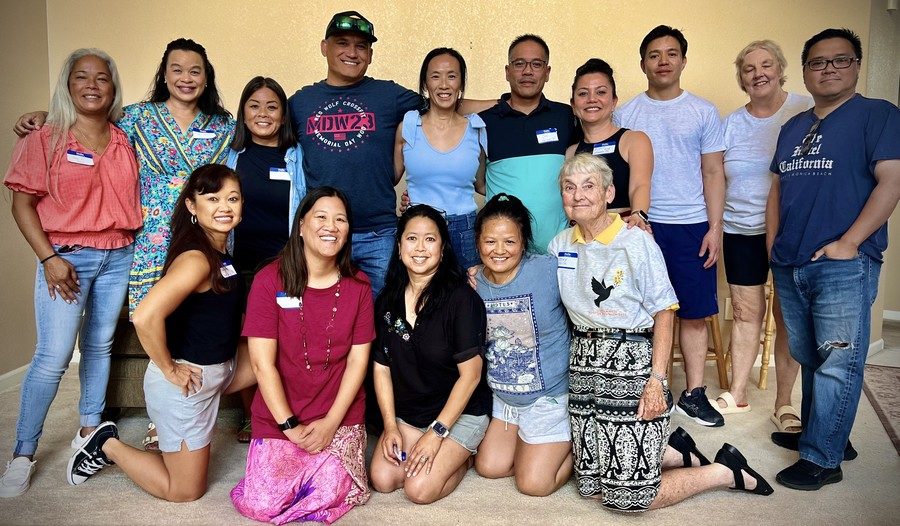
left=394, top=48, right=487, bottom=269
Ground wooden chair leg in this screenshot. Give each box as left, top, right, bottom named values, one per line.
left=708, top=315, right=729, bottom=390
left=758, top=279, right=776, bottom=389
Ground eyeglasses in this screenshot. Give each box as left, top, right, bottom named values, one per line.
left=798, top=119, right=821, bottom=156
left=803, top=56, right=859, bottom=71
left=331, top=15, right=374, bottom=35
left=509, top=59, right=548, bottom=71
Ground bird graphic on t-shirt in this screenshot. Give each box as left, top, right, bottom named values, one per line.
left=591, top=277, right=614, bottom=306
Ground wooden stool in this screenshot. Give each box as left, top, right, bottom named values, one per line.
left=722, top=277, right=776, bottom=390
left=668, top=314, right=729, bottom=390
left=757, top=278, right=776, bottom=389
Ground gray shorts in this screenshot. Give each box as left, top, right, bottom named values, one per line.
left=397, top=414, right=489, bottom=454
left=143, top=358, right=234, bottom=453
left=492, top=394, right=571, bottom=445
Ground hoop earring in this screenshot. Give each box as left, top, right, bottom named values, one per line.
left=190, top=215, right=197, bottom=225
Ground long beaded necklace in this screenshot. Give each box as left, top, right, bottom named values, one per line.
left=299, top=274, right=341, bottom=371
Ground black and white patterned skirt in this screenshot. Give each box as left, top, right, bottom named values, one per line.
left=568, top=333, right=670, bottom=512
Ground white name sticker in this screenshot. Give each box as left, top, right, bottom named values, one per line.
left=66, top=149, right=94, bottom=166
left=276, top=291, right=301, bottom=309
left=557, top=251, right=578, bottom=270
left=592, top=143, right=615, bottom=155
left=535, top=128, right=559, bottom=144
left=269, top=167, right=290, bottom=181
left=190, top=127, right=217, bottom=140
left=220, top=262, right=237, bottom=278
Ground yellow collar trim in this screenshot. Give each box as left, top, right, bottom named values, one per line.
left=572, top=213, right=624, bottom=245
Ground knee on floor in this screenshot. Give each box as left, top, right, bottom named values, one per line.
left=514, top=473, right=556, bottom=497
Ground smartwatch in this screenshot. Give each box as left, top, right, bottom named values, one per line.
left=634, top=209, right=650, bottom=224
left=430, top=420, right=450, bottom=438
left=278, top=415, right=300, bottom=431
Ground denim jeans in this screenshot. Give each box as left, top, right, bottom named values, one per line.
left=446, top=211, right=479, bottom=270
left=14, top=244, right=134, bottom=456
left=771, top=253, right=881, bottom=468
left=351, top=226, right=396, bottom=299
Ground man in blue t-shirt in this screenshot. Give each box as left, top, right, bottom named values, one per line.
left=288, top=11, right=421, bottom=297
left=766, top=28, right=899, bottom=491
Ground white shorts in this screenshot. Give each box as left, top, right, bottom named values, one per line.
left=492, top=393, right=571, bottom=445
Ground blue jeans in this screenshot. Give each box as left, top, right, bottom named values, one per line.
left=351, top=227, right=396, bottom=299
left=14, top=244, right=134, bottom=456
left=447, top=211, right=479, bottom=270
left=771, top=253, right=881, bottom=468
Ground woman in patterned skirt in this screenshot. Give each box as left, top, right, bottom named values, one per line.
left=548, top=153, right=774, bottom=512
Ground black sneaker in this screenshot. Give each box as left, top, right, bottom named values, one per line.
left=67, top=421, right=118, bottom=486
left=675, top=386, right=725, bottom=427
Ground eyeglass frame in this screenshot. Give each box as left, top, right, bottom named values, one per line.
left=803, top=56, right=859, bottom=71
left=509, top=59, right=548, bottom=72
left=325, top=11, right=377, bottom=42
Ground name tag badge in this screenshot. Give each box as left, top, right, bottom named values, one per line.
left=66, top=149, right=94, bottom=166
left=275, top=291, right=301, bottom=309
left=190, top=127, right=217, bottom=140
left=269, top=167, right=290, bottom=181
left=592, top=143, right=615, bottom=156
left=535, top=128, right=559, bottom=144
left=220, top=259, right=237, bottom=278
left=557, top=251, right=578, bottom=270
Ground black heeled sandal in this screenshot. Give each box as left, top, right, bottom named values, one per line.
left=714, top=443, right=774, bottom=496
left=668, top=426, right=711, bottom=467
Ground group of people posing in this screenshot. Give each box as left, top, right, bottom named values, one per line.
left=2, top=8, right=898, bottom=525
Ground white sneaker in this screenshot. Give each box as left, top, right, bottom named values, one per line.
left=71, top=428, right=89, bottom=450
left=0, top=457, right=36, bottom=497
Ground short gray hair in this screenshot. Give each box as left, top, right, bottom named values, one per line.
left=559, top=153, right=613, bottom=190
left=734, top=40, right=788, bottom=93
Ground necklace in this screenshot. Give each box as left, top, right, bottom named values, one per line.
left=72, top=126, right=109, bottom=153
left=299, top=274, right=341, bottom=371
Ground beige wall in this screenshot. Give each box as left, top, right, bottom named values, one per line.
left=0, top=0, right=896, bottom=376
left=0, top=1, right=49, bottom=376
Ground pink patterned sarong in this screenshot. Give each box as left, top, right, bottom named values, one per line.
left=231, top=424, right=370, bottom=524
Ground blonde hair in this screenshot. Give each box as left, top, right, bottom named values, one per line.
left=559, top=153, right=613, bottom=190
left=734, top=40, right=788, bottom=92
left=45, top=48, right=124, bottom=199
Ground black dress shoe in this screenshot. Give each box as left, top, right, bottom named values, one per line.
left=714, top=443, right=774, bottom=496
left=770, top=432, right=858, bottom=461
left=668, top=426, right=711, bottom=467
left=776, top=459, right=842, bottom=491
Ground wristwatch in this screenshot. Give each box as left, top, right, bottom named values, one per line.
left=650, top=371, right=668, bottom=391
left=430, top=420, right=450, bottom=438
left=278, top=415, right=300, bottom=431
left=634, top=209, right=650, bottom=223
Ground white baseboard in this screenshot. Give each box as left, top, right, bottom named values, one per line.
left=0, top=352, right=80, bottom=394
left=869, top=338, right=885, bottom=357
left=883, top=310, right=900, bottom=322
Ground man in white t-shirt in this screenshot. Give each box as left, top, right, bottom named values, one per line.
left=615, top=25, right=726, bottom=428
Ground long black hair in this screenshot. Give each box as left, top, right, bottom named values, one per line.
left=231, top=76, right=296, bottom=151
left=148, top=38, right=230, bottom=117
left=418, top=47, right=467, bottom=114
left=278, top=186, right=359, bottom=298
left=376, top=205, right=463, bottom=317
left=164, top=164, right=241, bottom=293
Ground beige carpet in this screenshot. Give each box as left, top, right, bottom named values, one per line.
left=1, top=366, right=899, bottom=525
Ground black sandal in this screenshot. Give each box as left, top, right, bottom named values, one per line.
left=714, top=443, right=774, bottom=496
left=668, top=426, right=711, bottom=467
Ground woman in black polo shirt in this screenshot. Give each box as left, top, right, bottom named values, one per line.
left=369, top=204, right=491, bottom=505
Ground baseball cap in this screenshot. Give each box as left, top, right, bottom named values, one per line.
left=324, top=11, right=377, bottom=43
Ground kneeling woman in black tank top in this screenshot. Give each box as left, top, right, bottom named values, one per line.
left=66, top=164, right=258, bottom=502
left=566, top=58, right=653, bottom=233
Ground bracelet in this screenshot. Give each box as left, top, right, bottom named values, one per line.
left=39, top=253, right=59, bottom=264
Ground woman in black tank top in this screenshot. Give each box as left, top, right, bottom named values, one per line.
left=566, top=59, right=653, bottom=232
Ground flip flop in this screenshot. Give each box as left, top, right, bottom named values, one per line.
left=141, top=422, right=160, bottom=452
left=710, top=391, right=751, bottom=414
left=236, top=418, right=252, bottom=444
left=770, top=405, right=802, bottom=433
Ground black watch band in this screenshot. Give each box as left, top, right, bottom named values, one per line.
left=635, top=209, right=649, bottom=223
left=278, top=415, right=300, bottom=431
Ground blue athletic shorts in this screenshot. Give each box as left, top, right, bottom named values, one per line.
left=652, top=221, right=718, bottom=319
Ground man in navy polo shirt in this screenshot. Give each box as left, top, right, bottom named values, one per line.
left=479, top=34, right=578, bottom=254
left=767, top=28, right=899, bottom=491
